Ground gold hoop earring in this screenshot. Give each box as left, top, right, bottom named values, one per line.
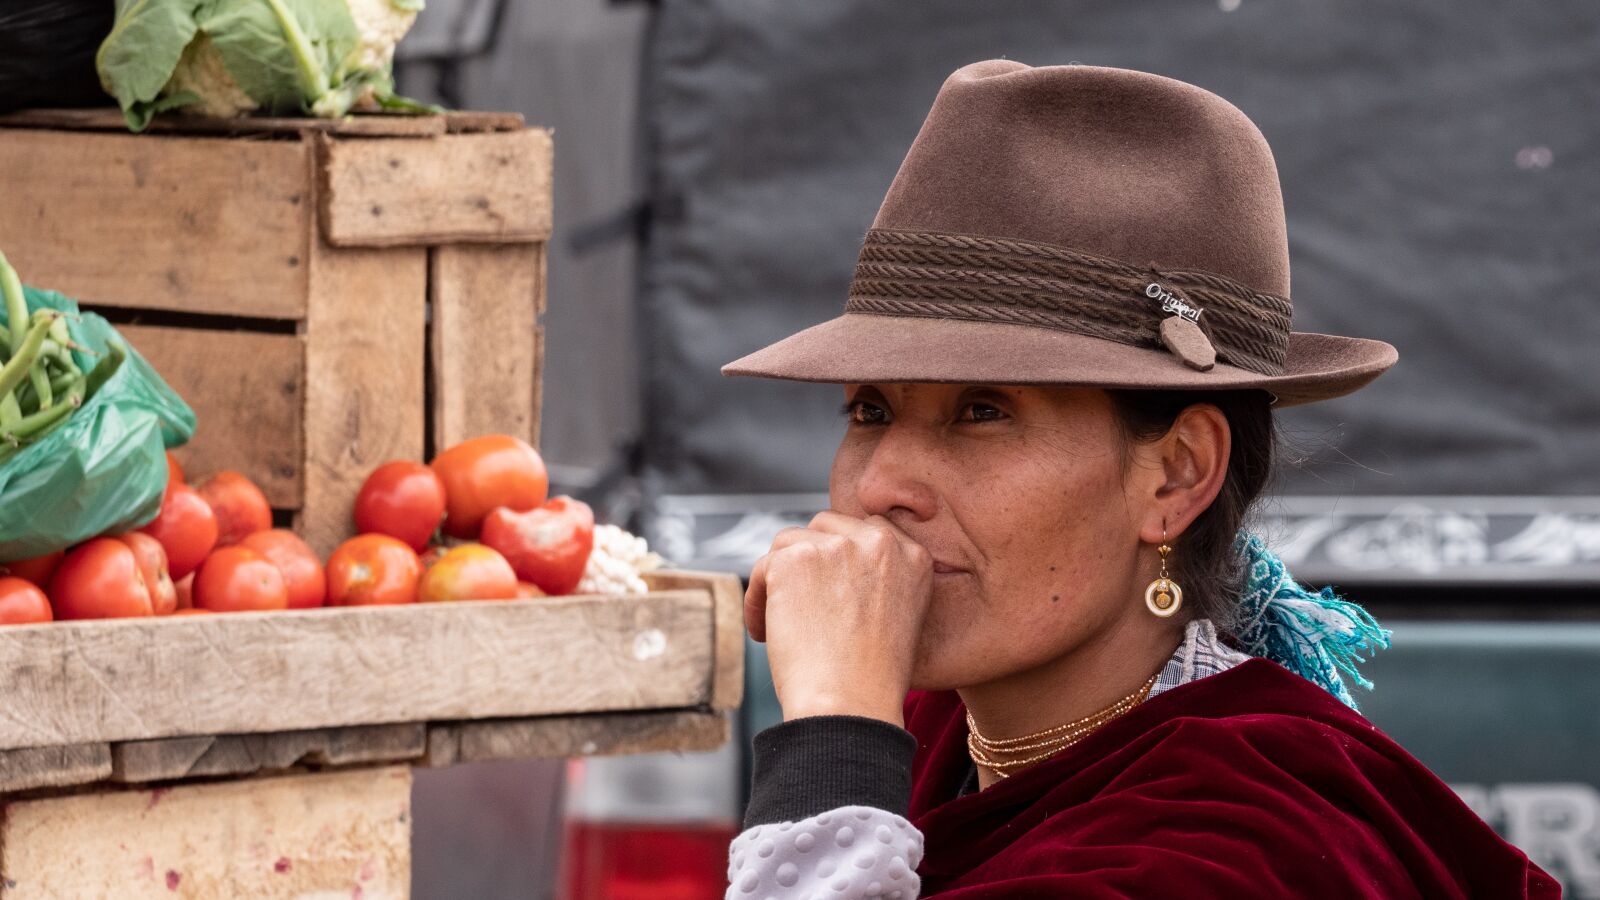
left=1144, top=525, right=1183, bottom=618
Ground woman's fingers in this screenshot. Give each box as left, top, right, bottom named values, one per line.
left=745, top=554, right=769, bottom=643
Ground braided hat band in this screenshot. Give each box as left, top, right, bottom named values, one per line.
left=846, top=229, right=1294, bottom=377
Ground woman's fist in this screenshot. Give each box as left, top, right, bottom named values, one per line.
left=746, top=511, right=935, bottom=726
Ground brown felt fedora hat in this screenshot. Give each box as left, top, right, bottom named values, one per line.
left=722, top=59, right=1398, bottom=407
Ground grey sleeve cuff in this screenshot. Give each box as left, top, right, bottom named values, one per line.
left=726, top=805, right=924, bottom=900
left=743, top=714, right=919, bottom=830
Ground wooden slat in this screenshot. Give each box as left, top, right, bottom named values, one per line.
left=318, top=129, right=553, bottom=246
left=0, top=743, right=111, bottom=794
left=300, top=243, right=427, bottom=557
left=0, top=766, right=411, bottom=898
left=112, top=724, right=427, bottom=784
left=122, top=326, right=305, bottom=509
left=0, top=592, right=714, bottom=751
left=644, top=569, right=747, bottom=710
left=423, top=710, right=729, bottom=767
left=443, top=110, right=527, bottom=133
left=429, top=243, right=543, bottom=451
left=0, top=106, right=451, bottom=137
left=0, top=130, right=311, bottom=318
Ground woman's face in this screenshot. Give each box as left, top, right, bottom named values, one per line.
left=828, top=383, right=1166, bottom=691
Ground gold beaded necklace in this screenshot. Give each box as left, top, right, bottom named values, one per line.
left=966, top=670, right=1161, bottom=780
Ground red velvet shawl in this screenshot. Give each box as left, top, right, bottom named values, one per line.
left=905, top=657, right=1561, bottom=898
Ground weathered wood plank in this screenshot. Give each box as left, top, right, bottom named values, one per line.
left=423, top=710, right=729, bottom=767
left=443, top=110, right=527, bottom=134
left=0, top=766, right=412, bottom=898
left=319, top=129, right=553, bottom=246
left=532, top=323, right=546, bottom=450
left=429, top=243, right=542, bottom=451
left=0, top=743, right=111, bottom=793
left=0, top=106, right=451, bottom=137
left=300, top=243, right=427, bottom=557
left=0, top=129, right=311, bottom=318
left=644, top=569, right=747, bottom=710
left=112, top=724, right=427, bottom=783
left=0, top=592, right=714, bottom=751
left=122, top=326, right=305, bottom=509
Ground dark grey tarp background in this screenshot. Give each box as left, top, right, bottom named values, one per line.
left=635, top=0, right=1600, bottom=583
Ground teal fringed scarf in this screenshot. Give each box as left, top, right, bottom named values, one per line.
left=1230, top=530, right=1392, bottom=711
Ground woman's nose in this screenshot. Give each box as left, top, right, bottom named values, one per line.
left=853, top=429, right=940, bottom=522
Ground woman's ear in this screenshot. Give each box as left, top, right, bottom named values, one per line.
left=1142, top=403, right=1230, bottom=543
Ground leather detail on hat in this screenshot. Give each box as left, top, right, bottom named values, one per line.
left=1160, top=316, right=1217, bottom=371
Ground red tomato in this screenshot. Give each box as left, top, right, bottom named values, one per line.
left=326, top=534, right=422, bottom=606
left=192, top=546, right=288, bottom=612
left=172, top=608, right=212, bottom=616
left=117, top=532, right=177, bottom=615
left=166, top=451, right=185, bottom=486
left=354, top=461, right=447, bottom=551
left=196, top=471, right=273, bottom=547
left=175, top=572, right=194, bottom=610
left=430, top=435, right=548, bottom=539
left=479, top=496, right=595, bottom=596
left=515, top=581, right=546, bottom=599
left=239, top=529, right=327, bottom=609
left=49, top=538, right=157, bottom=619
left=137, top=483, right=218, bottom=579
left=0, top=550, right=64, bottom=587
left=0, top=577, right=53, bottom=624
left=416, top=544, right=518, bottom=602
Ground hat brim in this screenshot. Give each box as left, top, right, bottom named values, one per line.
left=720, top=313, right=1398, bottom=408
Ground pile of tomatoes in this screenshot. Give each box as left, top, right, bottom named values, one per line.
left=0, top=434, right=597, bottom=622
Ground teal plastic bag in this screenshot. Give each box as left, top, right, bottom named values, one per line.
left=0, top=286, right=195, bottom=562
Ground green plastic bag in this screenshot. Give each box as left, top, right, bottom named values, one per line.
left=0, top=286, right=195, bottom=562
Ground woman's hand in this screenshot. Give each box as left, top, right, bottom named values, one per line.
left=746, top=510, right=935, bottom=727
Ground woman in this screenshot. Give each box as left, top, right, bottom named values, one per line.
left=717, top=60, right=1560, bottom=897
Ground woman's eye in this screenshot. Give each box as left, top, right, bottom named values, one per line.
left=841, top=400, right=889, bottom=425
left=959, top=402, right=1007, bottom=423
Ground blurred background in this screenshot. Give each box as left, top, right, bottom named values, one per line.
left=12, top=0, right=1580, bottom=895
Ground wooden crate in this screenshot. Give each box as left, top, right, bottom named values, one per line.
left=0, top=109, right=551, bottom=557
left=0, top=569, right=743, bottom=790
left=1, top=767, right=413, bottom=899
left=0, top=569, right=743, bottom=896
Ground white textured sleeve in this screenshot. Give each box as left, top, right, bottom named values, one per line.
left=724, top=805, right=923, bottom=899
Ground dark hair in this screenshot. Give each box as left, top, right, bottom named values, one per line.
left=1104, top=388, right=1277, bottom=633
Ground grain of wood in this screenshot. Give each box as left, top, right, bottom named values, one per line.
left=0, top=129, right=311, bottom=318
left=429, top=243, right=543, bottom=450
left=442, top=111, right=527, bottom=134
left=0, top=766, right=412, bottom=898
left=0, top=743, right=111, bottom=793
left=423, top=710, right=729, bottom=766
left=319, top=129, right=553, bottom=246
left=644, top=569, right=747, bottom=710
left=0, top=106, right=452, bottom=137
left=300, top=243, right=427, bottom=556
left=0, top=592, right=714, bottom=751
left=112, top=724, right=427, bottom=783
left=123, top=326, right=305, bottom=509
left=531, top=323, right=545, bottom=450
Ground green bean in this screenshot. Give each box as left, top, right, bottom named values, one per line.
left=82, top=340, right=126, bottom=399
left=0, top=251, right=28, bottom=357
left=0, top=376, right=83, bottom=444
left=0, top=392, right=19, bottom=430
left=0, top=311, right=57, bottom=400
